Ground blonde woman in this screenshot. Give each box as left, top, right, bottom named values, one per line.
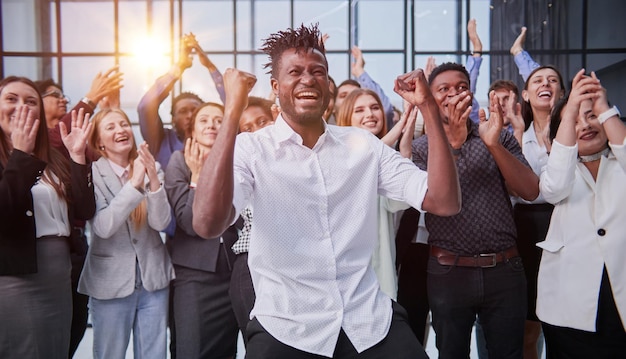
left=336, top=88, right=416, bottom=299
left=78, top=108, right=174, bottom=359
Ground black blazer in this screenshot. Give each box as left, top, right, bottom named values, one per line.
left=0, top=150, right=95, bottom=275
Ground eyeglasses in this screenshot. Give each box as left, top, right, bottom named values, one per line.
left=42, top=90, right=70, bottom=103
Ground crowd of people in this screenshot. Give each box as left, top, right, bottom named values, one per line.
left=0, top=19, right=625, bottom=359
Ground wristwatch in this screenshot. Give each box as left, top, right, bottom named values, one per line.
left=81, top=97, right=97, bottom=110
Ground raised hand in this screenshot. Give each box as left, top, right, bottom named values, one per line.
left=510, top=26, right=527, bottom=56
left=10, top=105, right=40, bottom=155
left=320, top=33, right=330, bottom=46
left=444, top=91, right=472, bottom=148
left=84, top=65, right=124, bottom=106
left=223, top=68, right=257, bottom=113
left=99, top=87, right=120, bottom=110
left=424, top=56, right=437, bottom=81
left=589, top=72, right=611, bottom=116
left=178, top=33, right=196, bottom=70
left=479, top=91, right=504, bottom=147
left=398, top=105, right=417, bottom=158
left=350, top=46, right=366, bottom=77
left=184, top=137, right=207, bottom=184
left=566, top=69, right=601, bottom=116
left=468, top=18, right=483, bottom=55
left=394, top=68, right=433, bottom=107
left=60, top=108, right=92, bottom=165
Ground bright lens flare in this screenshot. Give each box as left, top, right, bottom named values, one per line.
left=132, top=36, right=167, bottom=68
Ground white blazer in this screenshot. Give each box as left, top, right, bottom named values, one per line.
left=537, top=140, right=626, bottom=331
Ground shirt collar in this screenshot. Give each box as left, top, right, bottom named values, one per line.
left=523, top=121, right=539, bottom=145
left=273, top=113, right=330, bottom=147
left=107, top=158, right=130, bottom=179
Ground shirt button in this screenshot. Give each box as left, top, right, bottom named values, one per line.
left=133, top=238, right=138, bottom=244
left=26, top=210, right=33, bottom=217
left=597, top=228, right=606, bottom=236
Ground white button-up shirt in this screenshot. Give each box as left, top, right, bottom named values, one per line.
left=231, top=115, right=428, bottom=356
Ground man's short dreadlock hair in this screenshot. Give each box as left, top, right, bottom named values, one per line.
left=260, top=23, right=327, bottom=77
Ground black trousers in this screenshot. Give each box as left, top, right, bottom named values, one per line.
left=542, top=268, right=626, bottom=359
left=245, top=301, right=428, bottom=359
left=68, top=231, right=89, bottom=358
left=229, top=252, right=256, bottom=346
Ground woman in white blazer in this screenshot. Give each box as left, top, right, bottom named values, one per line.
left=78, top=108, right=174, bottom=359
left=538, top=69, right=626, bottom=358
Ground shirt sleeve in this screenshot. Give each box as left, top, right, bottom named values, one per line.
left=514, top=50, right=541, bottom=82
left=539, top=140, right=578, bottom=204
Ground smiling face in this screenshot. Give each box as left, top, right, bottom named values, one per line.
left=576, top=100, right=608, bottom=156
left=271, top=48, right=330, bottom=125
left=96, top=111, right=135, bottom=159
left=429, top=70, right=471, bottom=123
left=192, top=104, right=223, bottom=150
left=523, top=68, right=564, bottom=112
left=350, top=93, right=385, bottom=136
left=0, top=81, right=41, bottom=139
left=41, top=85, right=68, bottom=127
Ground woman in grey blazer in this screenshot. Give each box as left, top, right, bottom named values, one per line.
left=78, top=108, right=174, bottom=359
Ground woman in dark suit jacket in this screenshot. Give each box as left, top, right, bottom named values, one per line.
left=164, top=102, right=240, bottom=358
left=0, top=76, right=95, bottom=359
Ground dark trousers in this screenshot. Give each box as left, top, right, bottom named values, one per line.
left=245, top=301, right=427, bottom=359
left=514, top=203, right=553, bottom=321
left=542, top=268, right=626, bottom=359
left=228, top=252, right=256, bottom=346
left=172, top=246, right=239, bottom=359
left=428, top=256, right=527, bottom=359
left=68, top=233, right=89, bottom=358
left=396, top=242, right=430, bottom=345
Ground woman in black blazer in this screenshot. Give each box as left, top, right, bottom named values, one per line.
left=0, top=76, right=95, bottom=359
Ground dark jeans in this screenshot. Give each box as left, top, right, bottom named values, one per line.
left=427, top=255, right=527, bottom=359
left=245, top=301, right=427, bottom=359
left=229, top=252, right=256, bottom=346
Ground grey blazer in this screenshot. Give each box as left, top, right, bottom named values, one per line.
left=78, top=157, right=175, bottom=300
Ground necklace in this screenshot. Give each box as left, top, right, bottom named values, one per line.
left=578, top=147, right=610, bottom=163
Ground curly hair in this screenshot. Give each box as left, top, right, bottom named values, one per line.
left=428, top=62, right=470, bottom=85
left=260, top=23, right=327, bottom=77
left=171, top=92, right=204, bottom=116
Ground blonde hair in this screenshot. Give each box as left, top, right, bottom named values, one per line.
left=89, top=108, right=147, bottom=229
left=335, top=88, right=388, bottom=139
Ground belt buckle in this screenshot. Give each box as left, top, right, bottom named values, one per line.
left=479, top=253, right=497, bottom=268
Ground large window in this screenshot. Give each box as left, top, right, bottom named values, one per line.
left=2, top=0, right=625, bottom=134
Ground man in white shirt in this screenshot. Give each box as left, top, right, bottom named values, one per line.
left=193, top=24, right=461, bottom=358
